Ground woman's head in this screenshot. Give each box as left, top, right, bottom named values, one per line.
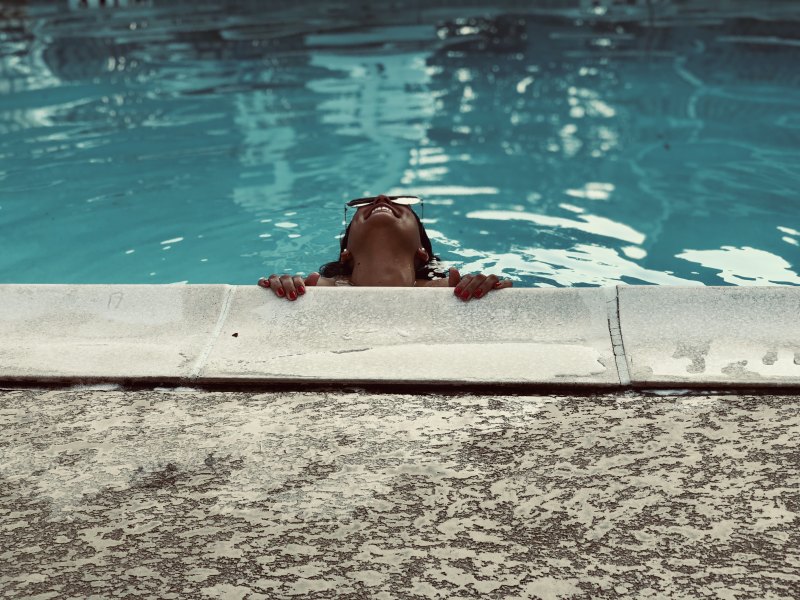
left=319, top=195, right=446, bottom=280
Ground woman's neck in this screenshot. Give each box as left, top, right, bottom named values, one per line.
left=348, top=245, right=417, bottom=287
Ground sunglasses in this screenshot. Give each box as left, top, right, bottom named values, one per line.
left=344, top=195, right=423, bottom=223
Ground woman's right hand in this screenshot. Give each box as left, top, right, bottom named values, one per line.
left=258, top=272, right=321, bottom=301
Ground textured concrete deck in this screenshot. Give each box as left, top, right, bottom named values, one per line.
left=1, top=388, right=798, bottom=599
left=1, top=284, right=799, bottom=389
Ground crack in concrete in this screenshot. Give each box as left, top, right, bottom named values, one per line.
left=189, top=286, right=236, bottom=379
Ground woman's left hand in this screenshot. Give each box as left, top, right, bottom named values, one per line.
left=448, top=268, right=513, bottom=301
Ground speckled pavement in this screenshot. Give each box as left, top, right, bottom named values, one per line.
left=1, top=389, right=798, bottom=599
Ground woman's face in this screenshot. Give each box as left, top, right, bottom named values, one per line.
left=346, top=196, right=423, bottom=255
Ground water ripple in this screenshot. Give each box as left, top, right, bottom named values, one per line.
left=0, top=2, right=798, bottom=286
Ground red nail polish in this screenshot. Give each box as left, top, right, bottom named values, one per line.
left=474, top=290, right=482, bottom=298
left=454, top=288, right=461, bottom=295
left=494, top=282, right=502, bottom=288
left=277, top=289, right=285, bottom=297
left=288, top=291, right=296, bottom=300
left=298, top=286, right=305, bottom=294
left=461, top=291, right=470, bottom=300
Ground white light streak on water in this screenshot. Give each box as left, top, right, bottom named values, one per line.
left=516, top=76, right=534, bottom=94
left=160, top=237, right=184, bottom=245
left=565, top=182, right=615, bottom=201
left=413, top=166, right=448, bottom=181
left=590, top=98, right=616, bottom=118
left=467, top=209, right=646, bottom=245
left=622, top=246, right=647, bottom=260
left=415, top=152, right=471, bottom=166
left=677, top=246, right=800, bottom=285
left=457, top=26, right=480, bottom=36
left=455, top=245, right=697, bottom=287
left=559, top=123, right=582, bottom=156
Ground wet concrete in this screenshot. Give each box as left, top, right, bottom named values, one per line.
left=1, top=388, right=798, bottom=599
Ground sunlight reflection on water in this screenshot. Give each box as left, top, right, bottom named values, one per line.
left=0, top=1, right=798, bottom=286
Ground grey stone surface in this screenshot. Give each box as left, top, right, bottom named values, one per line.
left=1, top=388, right=798, bottom=599
left=5, top=283, right=800, bottom=389
left=200, top=286, right=619, bottom=386
left=0, top=284, right=231, bottom=381
left=619, top=286, right=800, bottom=387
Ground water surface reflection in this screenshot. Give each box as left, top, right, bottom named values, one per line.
left=0, top=2, right=798, bottom=285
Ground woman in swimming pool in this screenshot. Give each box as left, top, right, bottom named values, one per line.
left=258, top=194, right=513, bottom=301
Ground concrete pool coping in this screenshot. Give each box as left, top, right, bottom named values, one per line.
left=1, top=284, right=799, bottom=390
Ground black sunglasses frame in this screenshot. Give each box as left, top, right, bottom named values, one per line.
left=343, top=195, right=424, bottom=225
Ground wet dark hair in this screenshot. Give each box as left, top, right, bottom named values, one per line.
left=319, top=207, right=447, bottom=280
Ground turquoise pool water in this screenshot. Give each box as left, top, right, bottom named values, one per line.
left=1, top=1, right=798, bottom=287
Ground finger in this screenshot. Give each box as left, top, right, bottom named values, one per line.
left=453, top=274, right=473, bottom=300
left=305, top=272, right=321, bottom=287
left=460, top=274, right=487, bottom=301
left=260, top=275, right=283, bottom=297
left=293, top=275, right=305, bottom=295
left=494, top=279, right=513, bottom=289
left=268, top=275, right=286, bottom=297
left=473, top=274, right=500, bottom=299
left=280, top=274, right=297, bottom=301
left=453, top=275, right=475, bottom=300
left=448, top=267, right=461, bottom=288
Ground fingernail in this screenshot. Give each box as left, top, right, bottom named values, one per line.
left=454, top=287, right=461, bottom=295
left=461, top=291, right=470, bottom=300
left=288, top=291, right=296, bottom=300
left=474, top=290, right=483, bottom=298
left=277, top=289, right=285, bottom=297
left=298, top=286, right=305, bottom=294
left=494, top=282, right=502, bottom=288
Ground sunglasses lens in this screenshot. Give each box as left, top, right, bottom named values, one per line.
left=346, top=196, right=421, bottom=208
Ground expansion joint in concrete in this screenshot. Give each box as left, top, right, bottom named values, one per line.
left=605, top=286, right=631, bottom=386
